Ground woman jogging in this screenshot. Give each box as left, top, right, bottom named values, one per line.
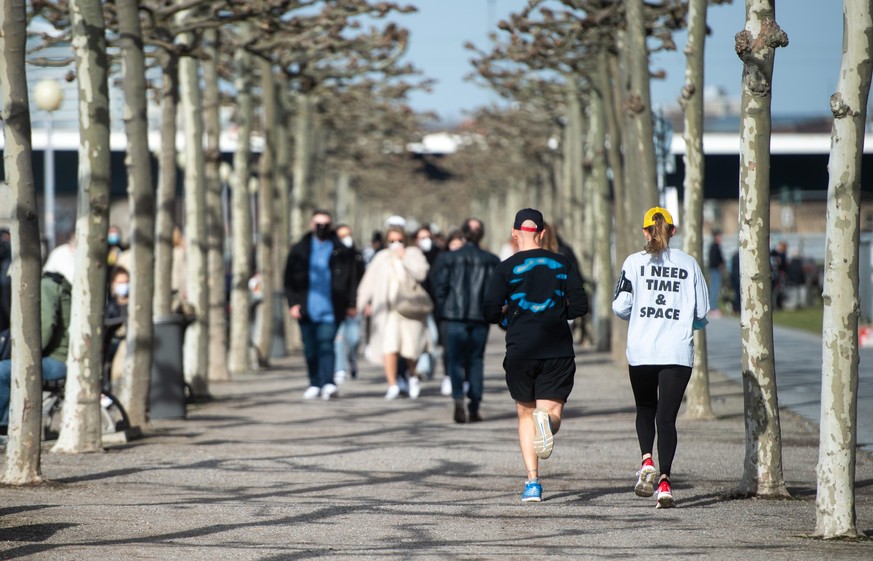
left=612, top=207, right=709, bottom=508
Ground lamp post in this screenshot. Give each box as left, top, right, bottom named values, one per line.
left=34, top=79, right=64, bottom=251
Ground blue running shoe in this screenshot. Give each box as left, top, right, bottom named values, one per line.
left=521, top=479, right=543, bottom=503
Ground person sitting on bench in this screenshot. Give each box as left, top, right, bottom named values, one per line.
left=0, top=271, right=72, bottom=432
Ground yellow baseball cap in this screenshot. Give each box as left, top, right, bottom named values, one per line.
left=643, top=207, right=674, bottom=228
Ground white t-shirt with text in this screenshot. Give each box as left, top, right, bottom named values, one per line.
left=612, top=248, right=709, bottom=367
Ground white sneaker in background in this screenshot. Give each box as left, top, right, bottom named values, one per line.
left=440, top=376, right=452, bottom=396
left=409, top=376, right=421, bottom=399
left=303, top=386, right=321, bottom=400
left=321, top=383, right=338, bottom=400
left=334, top=370, right=347, bottom=385
left=385, top=384, right=400, bottom=400
left=463, top=381, right=470, bottom=395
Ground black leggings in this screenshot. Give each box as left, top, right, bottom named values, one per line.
left=628, top=364, right=692, bottom=478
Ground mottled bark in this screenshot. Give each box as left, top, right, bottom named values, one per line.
left=179, top=49, right=209, bottom=398
left=228, top=40, right=254, bottom=376
left=607, top=49, right=631, bottom=365
left=815, top=0, right=871, bottom=539
left=0, top=0, right=45, bottom=483
left=154, top=52, right=178, bottom=317
left=116, top=0, right=155, bottom=427
left=735, top=0, right=789, bottom=497
left=680, top=0, right=715, bottom=420
left=53, top=0, right=111, bottom=454
left=291, top=92, right=317, bottom=239
left=255, top=59, right=276, bottom=365
left=586, top=84, right=612, bottom=353
left=276, top=75, right=296, bottom=354
left=203, top=28, right=229, bottom=382
left=622, top=0, right=658, bottom=209
left=562, top=79, right=585, bottom=267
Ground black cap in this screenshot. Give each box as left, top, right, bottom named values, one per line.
left=513, top=208, right=544, bottom=232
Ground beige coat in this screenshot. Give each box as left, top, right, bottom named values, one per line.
left=357, top=245, right=430, bottom=363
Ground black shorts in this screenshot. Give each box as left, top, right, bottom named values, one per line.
left=503, top=356, right=576, bottom=403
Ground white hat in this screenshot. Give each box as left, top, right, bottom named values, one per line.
left=385, top=215, right=407, bottom=228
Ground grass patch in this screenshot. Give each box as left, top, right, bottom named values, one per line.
left=773, top=306, right=823, bottom=334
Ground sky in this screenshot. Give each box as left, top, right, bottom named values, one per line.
left=397, top=0, right=843, bottom=124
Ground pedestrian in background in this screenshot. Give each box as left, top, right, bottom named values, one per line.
left=357, top=226, right=431, bottom=400
left=284, top=210, right=359, bottom=401
left=612, top=207, right=709, bottom=509
left=707, top=229, right=725, bottom=316
left=415, top=225, right=442, bottom=267
left=431, top=218, right=500, bottom=423
left=333, top=223, right=365, bottom=384
left=484, top=208, right=588, bottom=503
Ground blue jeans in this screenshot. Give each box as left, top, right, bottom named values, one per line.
left=0, top=356, right=67, bottom=426
left=444, top=321, right=489, bottom=414
left=709, top=268, right=722, bottom=310
left=334, top=316, right=361, bottom=376
left=299, top=319, right=339, bottom=388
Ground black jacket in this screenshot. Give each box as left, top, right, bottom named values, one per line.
left=283, top=232, right=359, bottom=320
left=430, top=243, right=500, bottom=323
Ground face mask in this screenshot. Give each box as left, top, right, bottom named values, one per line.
left=108, top=233, right=120, bottom=246
left=314, top=223, right=332, bottom=240
left=417, top=238, right=433, bottom=252
left=340, top=235, right=353, bottom=248
left=113, top=283, right=130, bottom=298
left=389, top=241, right=404, bottom=251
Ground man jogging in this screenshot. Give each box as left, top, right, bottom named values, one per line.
left=483, top=208, right=588, bottom=503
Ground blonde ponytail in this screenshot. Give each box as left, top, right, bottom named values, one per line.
left=644, top=213, right=674, bottom=254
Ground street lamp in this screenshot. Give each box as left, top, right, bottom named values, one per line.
left=34, top=79, right=64, bottom=252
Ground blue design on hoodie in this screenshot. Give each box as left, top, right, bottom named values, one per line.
left=508, top=257, right=567, bottom=314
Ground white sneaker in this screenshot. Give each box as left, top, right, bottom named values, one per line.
left=409, top=376, right=421, bottom=399
left=303, top=386, right=320, bottom=400
left=385, top=384, right=400, bottom=400
left=321, top=383, right=338, bottom=400
left=635, top=460, right=657, bottom=497
left=334, top=370, right=347, bottom=385
left=532, top=408, right=554, bottom=459
left=440, top=376, right=452, bottom=396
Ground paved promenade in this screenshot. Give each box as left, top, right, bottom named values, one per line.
left=0, top=325, right=872, bottom=560
left=706, top=315, right=873, bottom=453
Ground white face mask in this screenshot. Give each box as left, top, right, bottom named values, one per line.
left=113, top=283, right=130, bottom=298
left=389, top=241, right=404, bottom=251
left=417, top=238, right=433, bottom=252
left=340, top=235, right=353, bottom=248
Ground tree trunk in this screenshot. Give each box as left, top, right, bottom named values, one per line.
left=154, top=52, right=178, bottom=317
left=622, top=0, right=659, bottom=209
left=53, top=0, right=111, bottom=454
left=227, top=40, right=254, bottom=376
left=255, top=58, right=276, bottom=366
left=179, top=49, right=209, bottom=399
left=116, top=0, right=155, bottom=428
left=815, top=0, right=871, bottom=539
left=291, top=91, right=317, bottom=239
left=562, top=79, right=584, bottom=263
left=735, top=0, right=789, bottom=497
left=680, top=0, right=715, bottom=420
left=203, top=28, right=229, bottom=382
left=607, top=48, right=632, bottom=365
left=273, top=74, right=291, bottom=357
left=0, top=0, right=45, bottom=483
left=586, top=82, right=612, bottom=353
